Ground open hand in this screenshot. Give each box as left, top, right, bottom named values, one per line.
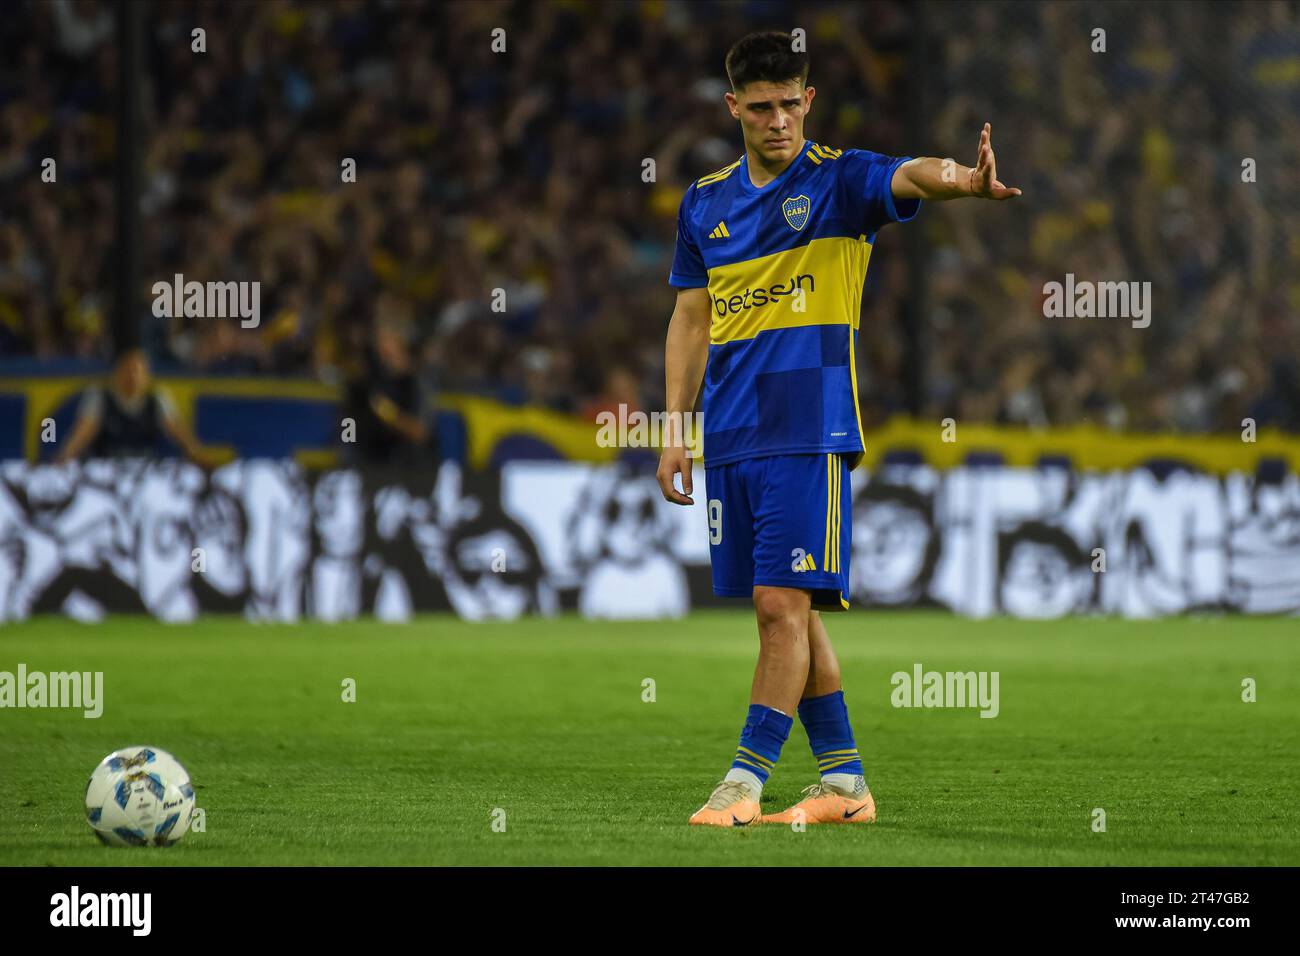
left=970, top=123, right=1022, bottom=199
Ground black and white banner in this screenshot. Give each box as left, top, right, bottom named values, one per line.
left=0, top=458, right=1297, bottom=622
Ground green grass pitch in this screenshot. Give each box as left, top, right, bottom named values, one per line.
left=1, top=612, right=1297, bottom=866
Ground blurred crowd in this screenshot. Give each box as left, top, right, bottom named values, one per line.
left=2, top=0, right=1298, bottom=435
left=916, top=0, right=1300, bottom=435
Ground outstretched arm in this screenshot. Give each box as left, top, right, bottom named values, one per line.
left=55, top=410, right=100, bottom=463
left=161, top=413, right=221, bottom=471
left=891, top=123, right=1022, bottom=201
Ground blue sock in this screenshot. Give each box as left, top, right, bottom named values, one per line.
left=729, top=704, right=793, bottom=785
left=798, top=690, right=864, bottom=777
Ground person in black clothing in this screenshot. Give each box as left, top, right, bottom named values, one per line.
left=56, top=349, right=216, bottom=467
left=344, top=319, right=432, bottom=466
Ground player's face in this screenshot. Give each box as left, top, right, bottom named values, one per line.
left=726, top=80, right=814, bottom=165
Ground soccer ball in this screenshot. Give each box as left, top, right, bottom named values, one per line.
left=84, top=746, right=196, bottom=847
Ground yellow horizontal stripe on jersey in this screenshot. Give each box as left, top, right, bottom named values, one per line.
left=706, top=236, right=873, bottom=345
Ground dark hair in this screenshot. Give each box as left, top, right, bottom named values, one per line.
left=725, top=31, right=809, bottom=92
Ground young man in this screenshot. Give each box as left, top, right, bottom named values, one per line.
left=656, top=31, right=1019, bottom=827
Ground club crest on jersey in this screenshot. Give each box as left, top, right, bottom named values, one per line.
left=782, top=195, right=811, bottom=231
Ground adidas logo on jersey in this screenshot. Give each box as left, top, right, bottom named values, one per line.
left=708, top=221, right=730, bottom=239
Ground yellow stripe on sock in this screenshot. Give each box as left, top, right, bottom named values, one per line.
left=736, top=746, right=775, bottom=769
left=818, top=754, right=859, bottom=767
left=819, top=757, right=860, bottom=772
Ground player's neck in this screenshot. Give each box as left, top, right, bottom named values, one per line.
left=744, top=137, right=805, bottom=189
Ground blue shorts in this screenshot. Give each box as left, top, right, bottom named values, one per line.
left=705, top=453, right=852, bottom=611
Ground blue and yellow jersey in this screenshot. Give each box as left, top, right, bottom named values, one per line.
left=668, top=141, right=920, bottom=468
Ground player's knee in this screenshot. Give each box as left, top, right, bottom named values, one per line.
left=753, top=588, right=810, bottom=643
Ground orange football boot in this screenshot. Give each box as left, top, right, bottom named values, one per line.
left=688, top=780, right=762, bottom=827
left=762, top=781, right=876, bottom=825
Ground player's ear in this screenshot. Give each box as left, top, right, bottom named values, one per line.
left=804, top=86, right=815, bottom=112
left=724, top=90, right=739, bottom=119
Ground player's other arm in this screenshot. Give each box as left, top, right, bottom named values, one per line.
left=156, top=390, right=221, bottom=471
left=891, top=123, right=1022, bottom=201
left=54, top=391, right=102, bottom=463
left=161, top=414, right=219, bottom=471
left=657, top=287, right=711, bottom=506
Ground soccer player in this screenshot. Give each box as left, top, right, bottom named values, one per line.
left=656, top=31, right=1019, bottom=826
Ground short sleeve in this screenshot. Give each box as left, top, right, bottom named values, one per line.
left=153, top=387, right=178, bottom=426
left=840, top=149, right=921, bottom=237
left=76, top=386, right=104, bottom=425
left=667, top=186, right=708, bottom=289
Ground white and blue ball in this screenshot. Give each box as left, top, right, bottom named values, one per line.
left=84, top=746, right=195, bottom=847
